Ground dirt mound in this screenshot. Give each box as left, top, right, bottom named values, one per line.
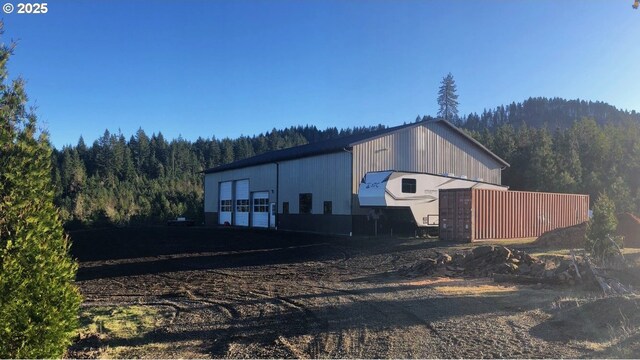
left=399, top=245, right=581, bottom=284
left=617, top=213, right=640, bottom=248
left=531, top=213, right=639, bottom=249
left=533, top=222, right=587, bottom=249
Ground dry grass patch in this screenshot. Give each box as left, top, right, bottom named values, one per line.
left=68, top=305, right=176, bottom=359
left=80, top=305, right=162, bottom=339
left=404, top=276, right=460, bottom=287
left=413, top=277, right=520, bottom=296
left=435, top=284, right=517, bottom=296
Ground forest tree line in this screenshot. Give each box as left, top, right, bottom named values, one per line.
left=51, top=97, right=640, bottom=227
left=52, top=124, right=385, bottom=226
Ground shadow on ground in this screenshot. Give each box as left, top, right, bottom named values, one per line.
left=72, top=227, right=448, bottom=281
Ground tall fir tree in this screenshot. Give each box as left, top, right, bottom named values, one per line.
left=437, top=72, right=459, bottom=121
left=0, top=25, right=81, bottom=357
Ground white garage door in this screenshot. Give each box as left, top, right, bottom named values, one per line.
left=219, top=181, right=233, bottom=225
left=234, top=179, right=249, bottom=226
left=252, top=192, right=269, bottom=228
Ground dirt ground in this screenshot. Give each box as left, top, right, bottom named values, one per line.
left=68, top=227, right=637, bottom=358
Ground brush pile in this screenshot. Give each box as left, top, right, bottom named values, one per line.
left=400, top=245, right=563, bottom=279
left=399, top=245, right=637, bottom=294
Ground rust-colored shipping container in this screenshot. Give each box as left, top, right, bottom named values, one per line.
left=439, top=188, right=589, bottom=242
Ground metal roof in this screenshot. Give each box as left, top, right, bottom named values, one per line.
left=203, top=119, right=509, bottom=174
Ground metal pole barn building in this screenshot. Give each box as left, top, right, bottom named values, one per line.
left=203, top=119, right=510, bottom=235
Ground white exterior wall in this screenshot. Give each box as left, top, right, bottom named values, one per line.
left=278, top=151, right=352, bottom=215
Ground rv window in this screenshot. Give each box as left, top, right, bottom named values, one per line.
left=299, top=193, right=312, bottom=214
left=282, top=202, right=289, bottom=214
left=324, top=201, right=332, bottom=215
left=402, top=178, right=417, bottom=193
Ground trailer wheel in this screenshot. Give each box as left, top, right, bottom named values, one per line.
left=416, top=227, right=439, bottom=238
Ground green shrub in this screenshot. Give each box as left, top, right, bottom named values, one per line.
left=0, top=27, right=82, bottom=358
left=586, top=192, right=623, bottom=263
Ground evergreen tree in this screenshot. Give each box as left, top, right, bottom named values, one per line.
left=208, top=137, right=221, bottom=168
left=131, top=128, right=150, bottom=173
left=113, top=132, right=135, bottom=181
left=491, top=124, right=517, bottom=161
left=0, top=28, right=81, bottom=357
left=553, top=129, right=582, bottom=193
left=437, top=72, right=459, bottom=121
left=220, top=138, right=235, bottom=164
left=586, top=193, right=622, bottom=263
left=524, top=128, right=558, bottom=191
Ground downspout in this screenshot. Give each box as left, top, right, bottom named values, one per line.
left=499, top=165, right=508, bottom=185
left=275, top=162, right=279, bottom=229
left=343, top=147, right=353, bottom=236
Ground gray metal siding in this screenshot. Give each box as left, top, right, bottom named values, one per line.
left=351, top=122, right=503, bottom=212
left=278, top=152, right=352, bottom=215
left=428, top=122, right=503, bottom=183
left=204, top=163, right=277, bottom=214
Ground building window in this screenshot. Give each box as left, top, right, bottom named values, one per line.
left=282, top=202, right=289, bottom=214
left=253, top=197, right=268, bottom=213
left=402, top=178, right=417, bottom=193
left=323, top=201, right=332, bottom=215
left=220, top=199, right=233, bottom=212
left=299, top=193, right=312, bottom=214
left=236, top=199, right=249, bottom=212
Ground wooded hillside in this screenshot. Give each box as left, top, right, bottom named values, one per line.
left=51, top=97, right=639, bottom=226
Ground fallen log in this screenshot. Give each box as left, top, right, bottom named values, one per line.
left=584, top=254, right=614, bottom=295
left=583, top=254, right=634, bottom=295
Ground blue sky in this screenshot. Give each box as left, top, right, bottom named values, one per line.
left=3, top=0, right=639, bottom=148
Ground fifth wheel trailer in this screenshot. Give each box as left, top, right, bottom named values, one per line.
left=358, top=171, right=506, bottom=233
